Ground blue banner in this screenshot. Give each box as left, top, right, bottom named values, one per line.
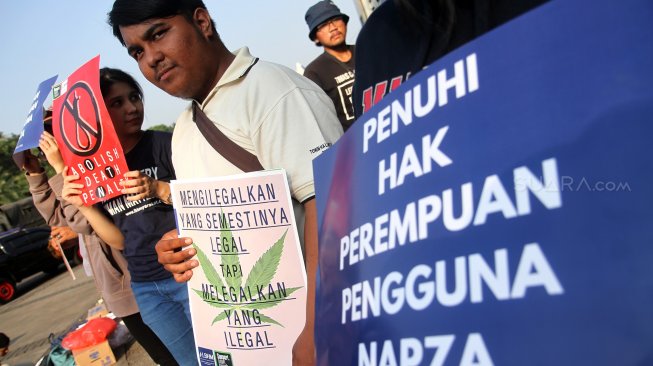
left=313, top=0, right=653, bottom=365
left=14, top=75, right=58, bottom=155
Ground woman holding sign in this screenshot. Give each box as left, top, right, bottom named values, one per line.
left=62, top=68, right=196, bottom=366
left=21, top=128, right=178, bottom=366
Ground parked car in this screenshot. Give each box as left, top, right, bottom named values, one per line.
left=0, top=226, right=78, bottom=303
left=0, top=197, right=46, bottom=231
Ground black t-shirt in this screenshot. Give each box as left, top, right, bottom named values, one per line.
left=100, top=130, right=176, bottom=282
left=304, top=45, right=356, bottom=131
left=353, top=0, right=548, bottom=118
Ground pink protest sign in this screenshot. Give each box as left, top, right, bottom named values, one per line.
left=170, top=169, right=307, bottom=365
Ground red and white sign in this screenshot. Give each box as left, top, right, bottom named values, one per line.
left=52, top=56, right=128, bottom=205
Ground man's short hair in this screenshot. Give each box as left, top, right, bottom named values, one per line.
left=0, top=333, right=9, bottom=349
left=108, top=0, right=213, bottom=45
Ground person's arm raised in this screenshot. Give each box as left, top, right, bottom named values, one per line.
left=61, top=167, right=124, bottom=250
left=39, top=131, right=65, bottom=174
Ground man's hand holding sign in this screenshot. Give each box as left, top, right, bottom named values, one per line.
left=156, top=231, right=198, bottom=282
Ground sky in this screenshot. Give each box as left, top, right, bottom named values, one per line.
left=0, top=1, right=362, bottom=135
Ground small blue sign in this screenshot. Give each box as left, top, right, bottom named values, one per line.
left=313, top=0, right=653, bottom=365
left=14, top=75, right=58, bottom=155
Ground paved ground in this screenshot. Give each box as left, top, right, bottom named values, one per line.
left=0, top=264, right=155, bottom=366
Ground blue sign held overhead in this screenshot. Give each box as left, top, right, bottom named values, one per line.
left=313, top=0, right=653, bottom=365
left=13, top=75, right=58, bottom=167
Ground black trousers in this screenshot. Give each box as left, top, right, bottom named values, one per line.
left=122, top=312, right=179, bottom=366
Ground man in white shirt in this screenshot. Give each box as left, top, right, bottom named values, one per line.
left=108, top=0, right=343, bottom=364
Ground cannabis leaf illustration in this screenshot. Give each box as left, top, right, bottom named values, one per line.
left=192, top=242, right=229, bottom=309
left=243, top=230, right=286, bottom=294
left=193, top=227, right=303, bottom=327
left=219, top=208, right=242, bottom=290
left=211, top=311, right=228, bottom=325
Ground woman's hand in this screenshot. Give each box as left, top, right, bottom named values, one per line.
left=39, top=131, right=65, bottom=173
left=51, top=226, right=78, bottom=243
left=62, top=167, right=86, bottom=207
left=121, top=170, right=170, bottom=203
left=21, top=150, right=43, bottom=175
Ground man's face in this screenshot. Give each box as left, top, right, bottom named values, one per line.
left=0, top=346, right=8, bottom=356
left=314, top=16, right=347, bottom=49
left=119, top=11, right=218, bottom=101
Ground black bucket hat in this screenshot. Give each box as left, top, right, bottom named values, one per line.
left=305, top=1, right=349, bottom=40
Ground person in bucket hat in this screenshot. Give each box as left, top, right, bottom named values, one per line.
left=304, top=1, right=357, bottom=131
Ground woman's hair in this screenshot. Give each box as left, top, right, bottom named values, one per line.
left=108, top=0, right=214, bottom=46
left=99, top=67, right=143, bottom=100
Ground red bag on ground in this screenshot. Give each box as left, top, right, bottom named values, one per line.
left=61, top=317, right=117, bottom=350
